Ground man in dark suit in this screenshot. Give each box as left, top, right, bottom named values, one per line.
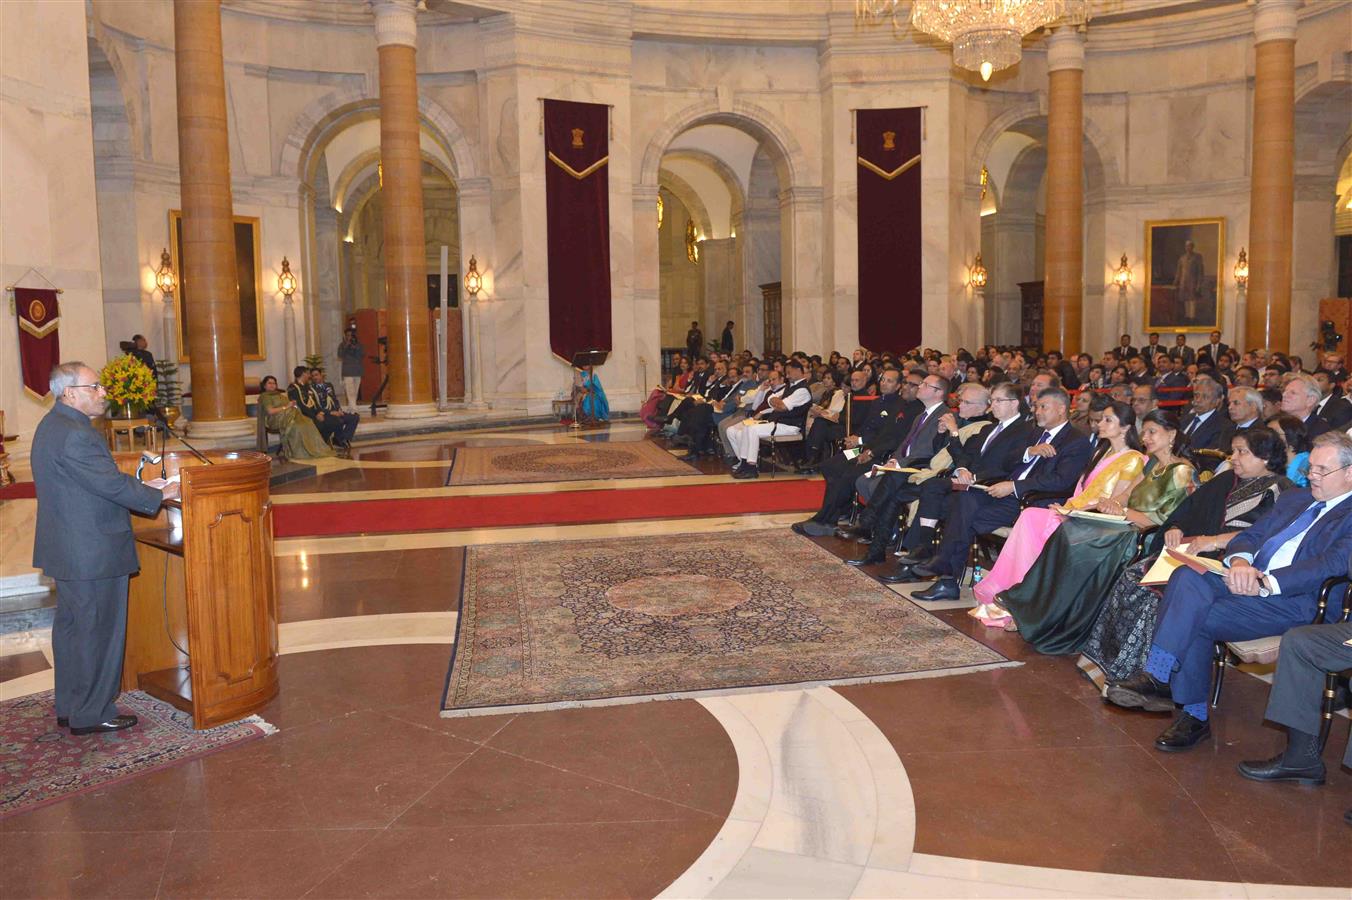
left=1236, top=618, right=1352, bottom=827
left=310, top=368, right=358, bottom=448
left=1196, top=331, right=1229, bottom=368
left=1167, top=333, right=1196, bottom=366
left=841, top=379, right=984, bottom=550
left=867, top=383, right=1034, bottom=576
left=1313, top=369, right=1352, bottom=431
left=793, top=368, right=907, bottom=535
left=289, top=365, right=341, bottom=447
left=1180, top=376, right=1232, bottom=472
left=128, top=334, right=156, bottom=374
left=907, top=387, right=1092, bottom=600
left=1110, top=334, right=1137, bottom=358
left=1107, top=432, right=1352, bottom=752
left=31, top=362, right=176, bottom=735
left=1281, top=373, right=1331, bottom=439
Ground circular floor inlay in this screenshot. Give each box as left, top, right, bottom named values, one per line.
left=605, top=574, right=750, bottom=617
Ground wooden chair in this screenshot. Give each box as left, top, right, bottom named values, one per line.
left=757, top=431, right=804, bottom=477
left=1210, top=574, right=1350, bottom=708
left=1318, top=598, right=1352, bottom=749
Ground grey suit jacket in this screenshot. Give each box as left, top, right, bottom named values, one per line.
left=31, top=402, right=163, bottom=581
left=891, top=403, right=945, bottom=468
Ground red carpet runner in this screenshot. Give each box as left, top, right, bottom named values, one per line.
left=273, top=479, right=825, bottom=538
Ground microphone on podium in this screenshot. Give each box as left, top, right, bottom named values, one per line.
left=149, top=407, right=214, bottom=465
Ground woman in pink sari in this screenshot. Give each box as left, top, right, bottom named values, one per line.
left=969, top=399, right=1146, bottom=627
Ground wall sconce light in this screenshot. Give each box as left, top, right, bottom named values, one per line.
left=656, top=193, right=664, bottom=231
left=685, top=220, right=700, bottom=264
left=1234, top=247, right=1249, bottom=289
left=278, top=257, right=298, bottom=298
left=969, top=253, right=988, bottom=289
left=1112, top=253, right=1132, bottom=295
left=464, top=254, right=483, bottom=297
left=154, top=248, right=177, bottom=295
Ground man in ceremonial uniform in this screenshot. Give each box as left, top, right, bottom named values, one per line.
left=310, top=367, right=358, bottom=448
left=289, top=365, right=340, bottom=448
left=32, top=362, right=177, bottom=735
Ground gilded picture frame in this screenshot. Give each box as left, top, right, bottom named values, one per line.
left=169, top=210, right=266, bottom=363
left=1143, top=217, right=1224, bottom=334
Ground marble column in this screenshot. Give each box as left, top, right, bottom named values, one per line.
left=372, top=0, right=436, bottom=418
left=1042, top=26, right=1085, bottom=356
left=173, top=0, right=249, bottom=437
left=1245, top=0, right=1299, bottom=353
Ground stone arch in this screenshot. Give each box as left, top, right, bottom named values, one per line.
left=86, top=24, right=143, bottom=159
left=639, top=98, right=809, bottom=191
left=970, top=101, right=1120, bottom=194
left=658, top=170, right=713, bottom=241
left=280, top=85, right=478, bottom=184
left=660, top=148, right=748, bottom=226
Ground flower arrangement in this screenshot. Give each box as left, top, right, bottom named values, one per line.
left=99, top=354, right=157, bottom=415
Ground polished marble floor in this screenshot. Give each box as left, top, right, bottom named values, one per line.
left=2, top=424, right=1349, bottom=898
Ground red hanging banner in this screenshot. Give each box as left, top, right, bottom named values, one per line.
left=856, top=108, right=922, bottom=353
left=544, top=98, right=612, bottom=362
left=14, top=288, right=60, bottom=399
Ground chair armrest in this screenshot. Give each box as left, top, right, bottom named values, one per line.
left=1020, top=491, right=1070, bottom=509
left=1314, top=574, right=1351, bottom=625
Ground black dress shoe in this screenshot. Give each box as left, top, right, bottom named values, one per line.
left=70, top=714, right=138, bottom=736
left=56, top=717, right=68, bottom=728
left=1154, top=713, right=1210, bottom=752
left=732, top=465, right=759, bottom=479
left=895, top=550, right=933, bottom=566
left=835, top=525, right=868, bottom=541
left=912, top=563, right=940, bottom=579
left=879, top=564, right=924, bottom=584
left=797, top=466, right=819, bottom=476
left=911, top=578, right=960, bottom=601
left=1236, top=753, right=1326, bottom=786
left=846, top=554, right=885, bottom=567
left=790, top=522, right=810, bottom=537
left=1105, top=673, right=1174, bottom=713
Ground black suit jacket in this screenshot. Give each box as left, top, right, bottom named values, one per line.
left=1167, top=346, right=1196, bottom=365
left=1320, top=396, right=1352, bottom=431
left=30, top=402, right=163, bottom=581
left=868, top=398, right=923, bottom=459
left=1182, top=409, right=1233, bottom=471
left=1303, top=413, right=1332, bottom=439
left=1197, top=342, right=1229, bottom=367
left=1011, top=423, right=1093, bottom=501
left=855, top=392, right=903, bottom=444
left=950, top=417, right=1038, bottom=483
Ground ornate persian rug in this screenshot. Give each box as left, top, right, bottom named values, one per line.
left=0, top=690, right=275, bottom=819
left=446, top=440, right=697, bottom=486
left=441, top=530, right=1014, bottom=716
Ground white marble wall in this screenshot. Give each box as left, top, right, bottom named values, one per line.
left=5, top=0, right=1344, bottom=442
left=1, top=1, right=109, bottom=445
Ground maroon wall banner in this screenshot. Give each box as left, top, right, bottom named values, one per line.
left=544, top=98, right=612, bottom=362
left=14, top=288, right=60, bottom=399
left=857, top=108, right=922, bottom=353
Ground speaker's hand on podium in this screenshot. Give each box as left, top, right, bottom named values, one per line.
left=146, top=476, right=181, bottom=502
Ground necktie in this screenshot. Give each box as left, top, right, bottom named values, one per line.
left=979, top=420, right=1006, bottom=455
left=899, top=408, right=933, bottom=457
left=1185, top=416, right=1200, bottom=436
left=1252, top=501, right=1327, bottom=572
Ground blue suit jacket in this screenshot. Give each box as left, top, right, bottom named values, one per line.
left=1228, top=489, right=1352, bottom=600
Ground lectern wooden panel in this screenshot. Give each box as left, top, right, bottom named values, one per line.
left=115, top=450, right=279, bottom=729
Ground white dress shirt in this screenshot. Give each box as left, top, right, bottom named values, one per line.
left=1226, top=487, right=1352, bottom=595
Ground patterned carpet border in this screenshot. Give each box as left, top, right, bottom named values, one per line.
left=446, top=439, right=698, bottom=486
left=441, top=530, right=1017, bottom=717
left=1, top=690, right=275, bottom=819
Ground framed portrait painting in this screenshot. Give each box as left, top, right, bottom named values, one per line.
left=169, top=210, right=266, bottom=363
left=1144, top=218, right=1224, bottom=334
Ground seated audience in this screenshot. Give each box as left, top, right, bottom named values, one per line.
left=1180, top=376, right=1231, bottom=472
left=1267, top=413, right=1312, bottom=487
left=988, top=410, right=1194, bottom=651
left=1105, top=432, right=1352, bottom=752
left=1083, top=427, right=1291, bottom=684
left=259, top=375, right=335, bottom=460
left=726, top=359, right=813, bottom=479
left=797, top=370, right=847, bottom=472
left=1281, top=373, right=1331, bottom=439
left=1226, top=386, right=1262, bottom=430
left=967, top=399, right=1149, bottom=627
left=903, top=387, right=1093, bottom=601
left=310, top=368, right=358, bottom=447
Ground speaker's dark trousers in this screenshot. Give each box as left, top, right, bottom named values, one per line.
left=929, top=490, right=1020, bottom=575
left=1262, top=621, right=1352, bottom=768
left=1152, top=567, right=1320, bottom=708
left=52, top=575, right=130, bottom=728
left=812, top=456, right=871, bottom=523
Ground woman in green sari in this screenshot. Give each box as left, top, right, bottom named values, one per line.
left=259, top=375, right=335, bottom=460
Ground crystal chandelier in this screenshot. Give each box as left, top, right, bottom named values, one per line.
left=860, top=1, right=1092, bottom=81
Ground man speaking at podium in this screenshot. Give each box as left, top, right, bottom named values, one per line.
left=31, top=362, right=179, bottom=735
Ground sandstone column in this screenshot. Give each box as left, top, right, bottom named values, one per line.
left=1042, top=26, right=1085, bottom=356
left=174, top=0, right=249, bottom=437
left=372, top=0, right=436, bottom=417
left=1245, top=0, right=1299, bottom=353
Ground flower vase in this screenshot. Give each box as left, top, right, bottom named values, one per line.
left=122, top=401, right=134, bottom=419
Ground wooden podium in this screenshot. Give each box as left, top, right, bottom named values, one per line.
left=114, top=449, right=279, bottom=729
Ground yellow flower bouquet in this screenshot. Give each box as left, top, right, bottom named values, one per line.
left=100, top=354, right=157, bottom=416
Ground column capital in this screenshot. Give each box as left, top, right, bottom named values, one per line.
left=370, top=0, right=418, bottom=48
left=1251, top=0, right=1301, bottom=44
left=1046, top=25, right=1085, bottom=73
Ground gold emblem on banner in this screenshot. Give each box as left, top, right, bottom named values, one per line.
left=28, top=299, right=46, bottom=322
left=571, top=128, right=585, bottom=148
left=882, top=131, right=896, bottom=150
